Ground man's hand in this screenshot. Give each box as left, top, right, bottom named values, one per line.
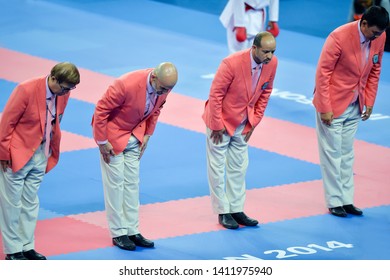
left=244, top=127, right=255, bottom=142
left=210, top=128, right=226, bottom=145
left=0, top=160, right=11, bottom=172
left=361, top=106, right=373, bottom=121
left=139, top=135, right=150, bottom=160
left=320, top=112, right=334, bottom=126
left=99, top=142, right=115, bottom=164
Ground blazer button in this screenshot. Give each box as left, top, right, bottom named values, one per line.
left=32, top=148, right=36, bottom=152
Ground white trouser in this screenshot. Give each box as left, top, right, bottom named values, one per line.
left=226, top=9, right=266, bottom=53
left=100, top=135, right=141, bottom=238
left=316, top=101, right=361, bottom=208
left=227, top=27, right=255, bottom=54
left=0, top=144, right=47, bottom=254
left=206, top=123, right=249, bottom=214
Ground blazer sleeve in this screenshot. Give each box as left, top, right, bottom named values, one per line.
left=268, top=0, right=279, bottom=22
left=314, top=32, right=342, bottom=113
left=93, top=79, right=126, bottom=142
left=231, top=0, right=246, bottom=27
left=0, top=84, right=28, bottom=160
left=208, top=59, right=234, bottom=131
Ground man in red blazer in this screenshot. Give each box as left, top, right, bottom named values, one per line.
left=92, top=62, right=178, bottom=250
left=313, top=6, right=389, bottom=217
left=0, top=62, right=80, bottom=260
left=203, top=32, right=277, bottom=229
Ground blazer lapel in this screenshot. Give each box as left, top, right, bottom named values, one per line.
left=350, top=23, right=365, bottom=74
left=145, top=94, right=164, bottom=119
left=255, top=63, right=270, bottom=97
left=364, top=41, right=375, bottom=72
left=37, top=77, right=47, bottom=134
left=138, top=82, right=148, bottom=119
left=240, top=50, right=252, bottom=99
left=154, top=95, right=161, bottom=110
left=55, top=95, right=67, bottom=126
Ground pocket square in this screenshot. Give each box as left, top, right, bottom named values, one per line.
left=261, top=82, right=269, bottom=90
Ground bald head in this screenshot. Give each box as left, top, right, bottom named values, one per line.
left=153, top=62, right=178, bottom=88
left=253, top=31, right=276, bottom=49
left=150, top=62, right=178, bottom=95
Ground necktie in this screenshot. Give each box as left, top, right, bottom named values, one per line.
left=44, top=97, right=54, bottom=157
left=252, top=65, right=260, bottom=94
left=361, top=40, right=369, bottom=66
left=144, top=92, right=155, bottom=116
left=351, top=40, right=369, bottom=104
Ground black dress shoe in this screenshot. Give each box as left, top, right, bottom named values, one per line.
left=231, top=212, right=259, bottom=226
left=23, top=249, right=47, bottom=260
left=343, top=204, right=363, bottom=215
left=113, top=235, right=136, bottom=251
left=329, top=206, right=347, bottom=217
left=5, top=252, right=28, bottom=260
left=218, top=214, right=239, bottom=229
left=129, top=234, right=154, bottom=248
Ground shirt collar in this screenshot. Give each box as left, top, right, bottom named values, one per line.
left=250, top=51, right=261, bottom=70
left=146, top=72, right=154, bottom=94
left=45, top=76, right=55, bottom=99
left=358, top=20, right=367, bottom=44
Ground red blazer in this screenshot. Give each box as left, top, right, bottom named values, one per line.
left=0, top=76, right=69, bottom=173
left=92, top=69, right=167, bottom=154
left=202, top=48, right=278, bottom=136
left=313, top=20, right=386, bottom=117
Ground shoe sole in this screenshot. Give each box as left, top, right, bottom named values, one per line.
left=235, top=221, right=259, bottom=226
left=135, top=244, right=154, bottom=248
left=220, top=223, right=239, bottom=229
left=131, top=242, right=154, bottom=248
left=345, top=212, right=363, bottom=216
left=113, top=242, right=136, bottom=251
left=330, top=212, right=347, bottom=217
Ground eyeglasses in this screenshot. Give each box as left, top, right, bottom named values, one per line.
left=59, top=83, right=76, bottom=92
left=56, top=79, right=76, bottom=92
left=372, top=30, right=383, bottom=37
left=158, top=86, right=172, bottom=94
